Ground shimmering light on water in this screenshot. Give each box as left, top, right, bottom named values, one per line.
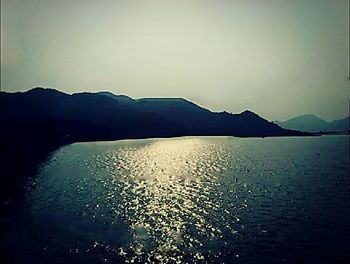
left=16, top=136, right=350, bottom=263
left=90, top=138, right=239, bottom=263
left=108, top=138, right=235, bottom=263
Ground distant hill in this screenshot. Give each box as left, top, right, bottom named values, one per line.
left=276, top=114, right=349, bottom=132
left=1, top=87, right=306, bottom=141
left=0, top=87, right=309, bottom=203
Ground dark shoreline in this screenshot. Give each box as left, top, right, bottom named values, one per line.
left=0, top=131, right=319, bottom=211
left=1, top=133, right=317, bottom=207
left=0, top=87, right=316, bottom=210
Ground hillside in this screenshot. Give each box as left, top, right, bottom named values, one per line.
left=0, top=87, right=308, bottom=203
left=276, top=114, right=349, bottom=132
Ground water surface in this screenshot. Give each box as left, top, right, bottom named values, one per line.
left=7, top=136, right=350, bottom=263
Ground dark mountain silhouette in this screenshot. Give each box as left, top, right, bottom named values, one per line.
left=276, top=114, right=349, bottom=132
left=0, top=87, right=309, bottom=204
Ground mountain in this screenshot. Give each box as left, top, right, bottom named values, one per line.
left=1, top=87, right=306, bottom=141
left=329, top=116, right=350, bottom=131
left=276, top=114, right=349, bottom=132
left=0, top=87, right=308, bottom=203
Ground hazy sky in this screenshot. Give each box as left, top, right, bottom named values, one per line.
left=1, top=0, right=349, bottom=121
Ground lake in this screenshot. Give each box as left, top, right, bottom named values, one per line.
left=3, top=136, right=350, bottom=263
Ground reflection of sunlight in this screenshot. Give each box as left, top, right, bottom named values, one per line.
left=136, top=138, right=207, bottom=181
left=104, top=137, right=235, bottom=263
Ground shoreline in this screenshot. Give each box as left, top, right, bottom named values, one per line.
left=2, top=131, right=344, bottom=209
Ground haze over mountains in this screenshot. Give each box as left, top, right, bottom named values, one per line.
left=276, top=115, right=349, bottom=132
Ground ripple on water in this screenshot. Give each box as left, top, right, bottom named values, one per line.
left=23, top=136, right=349, bottom=263
left=26, top=138, right=243, bottom=263
left=98, top=138, right=241, bottom=263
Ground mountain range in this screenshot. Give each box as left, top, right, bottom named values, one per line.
left=0, top=87, right=308, bottom=203
left=1, top=87, right=306, bottom=141
left=276, top=114, right=349, bottom=132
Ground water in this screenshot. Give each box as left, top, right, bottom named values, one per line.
left=4, top=136, right=350, bottom=263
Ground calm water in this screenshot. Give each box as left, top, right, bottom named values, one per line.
left=5, top=136, right=350, bottom=263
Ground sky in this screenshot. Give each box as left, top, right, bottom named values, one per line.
left=1, top=0, right=349, bottom=121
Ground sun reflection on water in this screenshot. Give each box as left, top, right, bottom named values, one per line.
left=99, top=138, right=237, bottom=263
left=22, top=136, right=350, bottom=264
